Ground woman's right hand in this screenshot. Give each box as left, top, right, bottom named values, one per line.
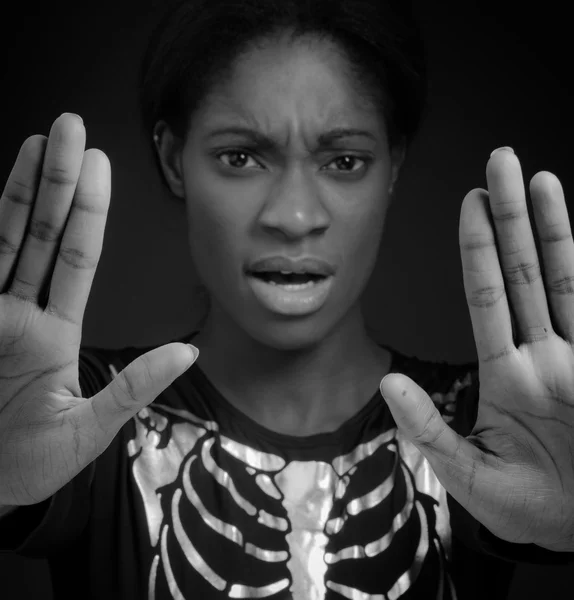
left=0, top=113, right=198, bottom=507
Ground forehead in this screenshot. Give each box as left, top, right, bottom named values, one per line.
left=192, top=34, right=383, bottom=136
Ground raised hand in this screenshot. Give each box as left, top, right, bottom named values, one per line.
left=380, top=147, right=574, bottom=553
left=0, top=114, right=198, bottom=508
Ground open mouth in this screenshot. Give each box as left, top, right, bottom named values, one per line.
left=246, top=270, right=334, bottom=314
left=249, top=271, right=328, bottom=288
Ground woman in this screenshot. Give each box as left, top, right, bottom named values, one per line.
left=1, top=0, right=573, bottom=599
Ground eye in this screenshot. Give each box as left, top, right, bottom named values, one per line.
left=323, top=155, right=369, bottom=173
left=215, top=150, right=262, bottom=170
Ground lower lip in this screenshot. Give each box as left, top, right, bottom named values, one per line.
left=247, top=274, right=334, bottom=316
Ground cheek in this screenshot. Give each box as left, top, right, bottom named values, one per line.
left=334, top=189, right=390, bottom=294
left=182, top=169, right=250, bottom=284
left=340, top=185, right=390, bottom=257
left=347, top=211, right=385, bottom=277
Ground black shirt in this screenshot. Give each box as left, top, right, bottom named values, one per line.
left=1, top=332, right=573, bottom=599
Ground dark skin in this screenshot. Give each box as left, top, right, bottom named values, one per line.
left=0, top=31, right=401, bottom=511
left=154, top=33, right=401, bottom=436
left=2, top=21, right=571, bottom=561
left=154, top=32, right=574, bottom=552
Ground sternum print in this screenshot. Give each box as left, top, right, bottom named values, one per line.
left=274, top=461, right=341, bottom=599
left=130, top=402, right=455, bottom=599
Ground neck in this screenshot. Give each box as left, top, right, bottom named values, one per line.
left=189, top=304, right=391, bottom=436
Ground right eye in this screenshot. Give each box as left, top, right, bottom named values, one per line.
left=215, top=150, right=263, bottom=170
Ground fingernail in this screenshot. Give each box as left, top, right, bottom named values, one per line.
left=490, top=146, right=514, bottom=157
left=63, top=112, right=83, bottom=124
left=380, top=374, right=391, bottom=399
left=187, top=344, right=199, bottom=362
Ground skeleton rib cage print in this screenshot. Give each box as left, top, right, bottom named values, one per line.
left=119, top=359, right=473, bottom=600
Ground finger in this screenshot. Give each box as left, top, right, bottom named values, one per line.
left=528, top=171, right=574, bottom=343
left=486, top=149, right=553, bottom=345
left=380, top=373, right=476, bottom=461
left=0, top=135, right=47, bottom=293
left=459, top=187, right=516, bottom=362
left=381, top=371, right=540, bottom=547
left=45, top=149, right=111, bottom=325
left=9, top=113, right=86, bottom=304
left=380, top=373, right=484, bottom=507
left=85, top=343, right=198, bottom=440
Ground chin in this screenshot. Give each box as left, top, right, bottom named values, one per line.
left=241, top=304, right=358, bottom=354
left=206, top=273, right=364, bottom=352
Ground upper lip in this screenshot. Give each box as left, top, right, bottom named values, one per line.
left=247, top=256, right=335, bottom=276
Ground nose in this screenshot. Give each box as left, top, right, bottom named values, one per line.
left=257, top=165, right=330, bottom=239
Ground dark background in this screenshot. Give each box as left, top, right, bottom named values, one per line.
left=1, top=0, right=573, bottom=597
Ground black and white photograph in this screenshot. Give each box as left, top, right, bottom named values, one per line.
left=0, top=1, right=573, bottom=598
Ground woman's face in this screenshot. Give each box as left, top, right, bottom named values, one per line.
left=160, top=34, right=403, bottom=350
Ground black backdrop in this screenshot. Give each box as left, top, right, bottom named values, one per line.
left=0, top=0, right=573, bottom=597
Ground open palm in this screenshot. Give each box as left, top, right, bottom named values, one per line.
left=381, top=147, right=574, bottom=553
left=0, top=114, right=197, bottom=508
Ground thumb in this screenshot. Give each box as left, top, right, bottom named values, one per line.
left=87, top=342, right=199, bottom=439
left=379, top=373, right=460, bottom=460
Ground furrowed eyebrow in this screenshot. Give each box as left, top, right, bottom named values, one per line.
left=318, top=128, right=377, bottom=145
left=205, top=126, right=377, bottom=148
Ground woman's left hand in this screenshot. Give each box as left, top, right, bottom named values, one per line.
left=380, top=146, right=574, bottom=552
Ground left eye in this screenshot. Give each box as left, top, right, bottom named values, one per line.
left=323, top=155, right=367, bottom=172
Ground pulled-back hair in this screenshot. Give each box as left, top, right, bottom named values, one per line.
left=138, top=0, right=428, bottom=193
left=137, top=0, right=428, bottom=333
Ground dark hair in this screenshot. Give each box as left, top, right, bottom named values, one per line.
left=137, top=0, right=429, bottom=334
left=138, top=0, right=428, bottom=194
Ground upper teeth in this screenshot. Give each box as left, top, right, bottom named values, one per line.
left=258, top=270, right=317, bottom=275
